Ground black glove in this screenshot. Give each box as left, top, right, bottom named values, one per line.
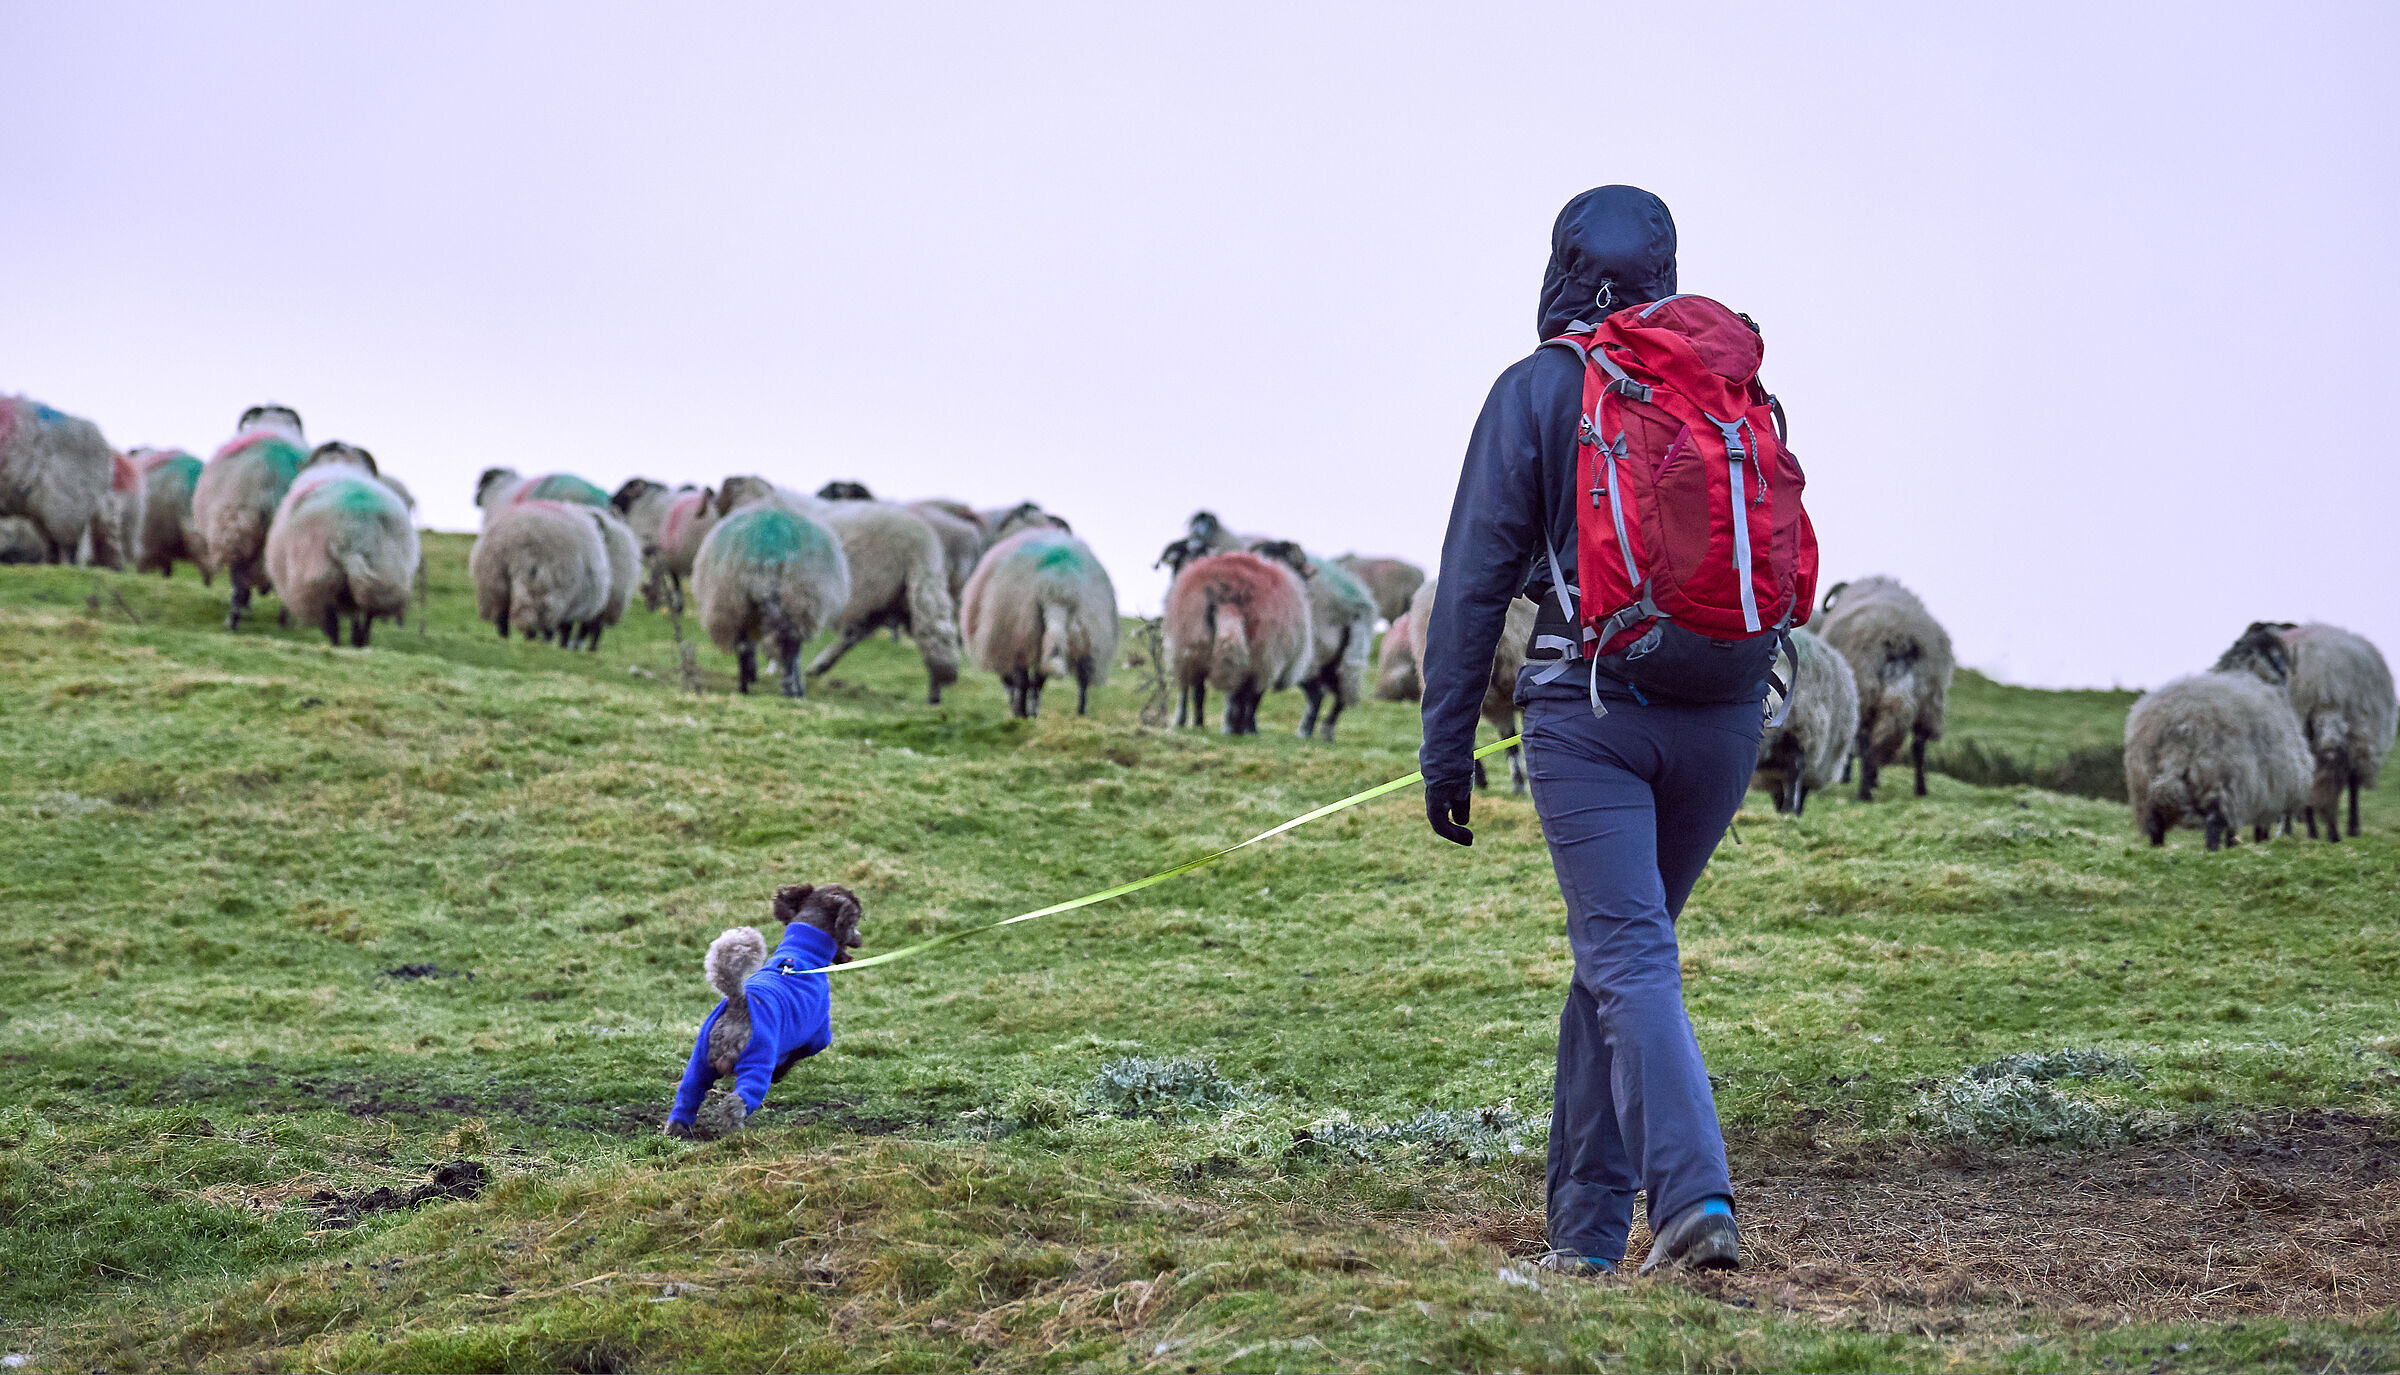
left=1426, top=778, right=1474, bottom=846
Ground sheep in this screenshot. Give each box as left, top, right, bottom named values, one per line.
left=131, top=448, right=207, bottom=580
left=2221, top=622, right=2398, bottom=841
left=1336, top=554, right=1428, bottom=625
left=961, top=527, right=1119, bottom=717
left=1406, top=579, right=1538, bottom=793
left=981, top=501, right=1072, bottom=540
left=1376, top=609, right=1421, bottom=701
left=691, top=500, right=852, bottom=696
left=263, top=442, right=420, bottom=647
left=820, top=483, right=993, bottom=605
left=1752, top=627, right=1860, bottom=816
left=0, top=516, right=48, bottom=563
left=579, top=507, right=641, bottom=650
left=1249, top=539, right=1376, bottom=742
left=1816, top=576, right=1955, bottom=801
left=83, top=450, right=147, bottom=571
left=805, top=500, right=964, bottom=703
left=815, top=480, right=875, bottom=501
left=0, top=395, right=115, bottom=565
left=1162, top=549, right=1313, bottom=735
left=474, top=467, right=611, bottom=522
left=469, top=498, right=611, bottom=645
left=193, top=405, right=309, bottom=630
left=2125, top=661, right=2313, bottom=851
left=623, top=484, right=721, bottom=611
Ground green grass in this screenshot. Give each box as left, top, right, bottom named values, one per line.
left=1, top=536, right=2394, bottom=1371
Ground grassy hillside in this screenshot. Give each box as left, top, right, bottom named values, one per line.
left=1, top=535, right=2394, bottom=1373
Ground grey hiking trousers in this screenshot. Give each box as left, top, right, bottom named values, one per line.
left=1522, top=690, right=1759, bottom=1263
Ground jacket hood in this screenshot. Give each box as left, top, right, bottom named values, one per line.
left=1537, top=186, right=1677, bottom=340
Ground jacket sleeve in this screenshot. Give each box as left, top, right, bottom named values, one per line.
left=1419, top=361, right=1546, bottom=791
left=668, top=1003, right=725, bottom=1125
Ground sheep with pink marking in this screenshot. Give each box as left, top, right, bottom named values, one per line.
left=193, top=405, right=309, bottom=630
left=1161, top=548, right=1313, bottom=735
left=84, top=450, right=147, bottom=571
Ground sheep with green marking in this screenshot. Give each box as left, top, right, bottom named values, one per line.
left=132, top=447, right=207, bottom=580
left=692, top=500, right=852, bottom=697
left=262, top=442, right=420, bottom=647
left=193, top=405, right=308, bottom=630
left=961, top=527, right=1119, bottom=717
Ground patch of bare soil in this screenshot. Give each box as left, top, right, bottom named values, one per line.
left=1467, top=1111, right=2399, bottom=1328
left=308, top=1159, right=490, bottom=1228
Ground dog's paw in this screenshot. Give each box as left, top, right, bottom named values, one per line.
left=694, top=1087, right=748, bottom=1139
left=661, top=1119, right=695, bottom=1140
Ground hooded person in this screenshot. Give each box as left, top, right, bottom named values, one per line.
left=1419, top=186, right=1752, bottom=1277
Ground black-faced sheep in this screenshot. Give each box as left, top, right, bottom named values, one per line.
left=824, top=484, right=993, bottom=604
left=133, top=448, right=207, bottom=580
left=2221, top=621, right=2397, bottom=841
left=1335, top=554, right=1428, bottom=625
left=475, top=467, right=611, bottom=523
left=1753, top=627, right=1860, bottom=815
left=1250, top=539, right=1376, bottom=742
left=691, top=501, right=853, bottom=697
left=961, top=527, right=1119, bottom=717
left=193, top=405, right=309, bottom=630
left=1406, top=578, right=1537, bottom=793
left=0, top=395, right=116, bottom=565
left=982, top=501, right=1072, bottom=540
left=1163, top=550, right=1313, bottom=735
left=1816, top=575, right=1955, bottom=801
left=1376, top=609, right=1421, bottom=701
left=469, top=498, right=611, bottom=645
left=2125, top=651, right=2312, bottom=852
left=263, top=443, right=420, bottom=647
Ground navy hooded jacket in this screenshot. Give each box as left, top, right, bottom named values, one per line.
left=1418, top=186, right=1678, bottom=794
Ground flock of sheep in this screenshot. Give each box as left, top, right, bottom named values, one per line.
left=2, top=390, right=2391, bottom=849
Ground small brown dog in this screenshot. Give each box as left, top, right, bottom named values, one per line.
left=665, top=882, right=863, bottom=1139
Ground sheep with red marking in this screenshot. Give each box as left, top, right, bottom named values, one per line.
left=1162, top=549, right=1312, bottom=735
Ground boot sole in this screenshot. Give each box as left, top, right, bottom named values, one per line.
left=1638, top=1212, right=1740, bottom=1275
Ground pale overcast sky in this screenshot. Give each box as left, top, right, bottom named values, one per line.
left=4, top=2, right=2391, bottom=687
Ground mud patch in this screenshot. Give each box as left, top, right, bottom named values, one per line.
left=1464, top=1110, right=2400, bottom=1327
left=383, top=963, right=473, bottom=981
left=309, top=1160, right=490, bottom=1229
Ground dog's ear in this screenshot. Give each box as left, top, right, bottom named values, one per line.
left=773, top=883, right=815, bottom=923
left=814, top=884, right=865, bottom=962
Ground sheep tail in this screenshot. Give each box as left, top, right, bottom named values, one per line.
left=1038, top=598, right=1073, bottom=681
left=705, top=926, right=769, bottom=1001
left=1207, top=600, right=1252, bottom=693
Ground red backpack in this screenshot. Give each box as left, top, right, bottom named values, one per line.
left=1533, top=294, right=1818, bottom=714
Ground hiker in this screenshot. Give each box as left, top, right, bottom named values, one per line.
left=1419, top=186, right=1817, bottom=1276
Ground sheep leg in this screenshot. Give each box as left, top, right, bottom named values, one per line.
left=1318, top=692, right=1346, bottom=743
left=2305, top=806, right=2318, bottom=839
left=807, top=621, right=877, bottom=678
left=1076, top=662, right=1091, bottom=716
left=1911, top=734, right=1930, bottom=796
left=737, top=641, right=757, bottom=694
left=1857, top=750, right=1880, bottom=803
left=319, top=606, right=341, bottom=647
left=1297, top=683, right=1324, bottom=739
left=1190, top=681, right=1205, bottom=731
left=1221, top=686, right=1241, bottom=735
left=227, top=564, right=253, bottom=631
left=1509, top=742, right=1527, bottom=796
left=777, top=631, right=804, bottom=698
left=1793, top=778, right=1809, bottom=816
left=354, top=615, right=373, bottom=648
left=2204, top=805, right=2228, bottom=852
left=2350, top=769, right=2362, bottom=838
left=2253, top=824, right=2269, bottom=844
left=1475, top=756, right=1488, bottom=790
left=585, top=623, right=605, bottom=653
left=1027, top=673, right=1044, bottom=718
left=494, top=607, right=509, bottom=639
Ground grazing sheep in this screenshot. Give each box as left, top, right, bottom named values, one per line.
left=84, top=450, right=147, bottom=571
left=1251, top=540, right=1376, bottom=742
left=263, top=442, right=420, bottom=647
left=1336, top=554, right=1427, bottom=625
left=1407, top=578, right=1538, bottom=793
left=979, top=501, right=1072, bottom=540
left=691, top=501, right=852, bottom=696
left=474, top=467, right=611, bottom=522
left=664, top=882, right=863, bottom=1139
left=0, top=516, right=48, bottom=563
left=469, top=498, right=611, bottom=645
left=1162, top=550, right=1313, bottom=734
left=193, top=405, right=309, bottom=630
left=1816, top=576, right=1955, bottom=801
left=0, top=395, right=115, bottom=564
left=2125, top=662, right=2313, bottom=851
left=579, top=507, right=640, bottom=650
left=1376, top=610, right=1421, bottom=701
left=2223, top=622, right=2398, bottom=841
left=961, top=528, right=1120, bottom=717
left=1752, top=628, right=1860, bottom=815
left=642, top=485, right=720, bottom=610
left=909, top=501, right=995, bottom=602
left=1184, top=509, right=1259, bottom=554
left=131, top=448, right=207, bottom=579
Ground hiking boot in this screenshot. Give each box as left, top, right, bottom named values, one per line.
left=1532, top=1248, right=1615, bottom=1278
left=1637, top=1198, right=1739, bottom=1275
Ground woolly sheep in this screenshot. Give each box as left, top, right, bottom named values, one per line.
left=133, top=448, right=207, bottom=580
left=961, top=528, right=1120, bottom=717
left=469, top=498, right=611, bottom=645
left=815, top=482, right=993, bottom=603
left=982, top=501, right=1072, bottom=540
left=2125, top=658, right=2312, bottom=851
left=263, top=442, right=420, bottom=647
left=1752, top=627, right=1860, bottom=815
left=193, top=405, right=309, bottom=630
left=1163, top=549, right=1313, bottom=735
left=0, top=394, right=115, bottom=564
left=1816, top=575, right=1955, bottom=801
left=1407, top=579, right=1537, bottom=794
left=1376, top=609, right=1421, bottom=701
left=0, top=516, right=47, bottom=563
left=1335, top=554, right=1427, bottom=625
left=691, top=501, right=852, bottom=697
left=648, top=486, right=721, bottom=610
left=2220, top=621, right=2398, bottom=841
left=475, top=467, right=611, bottom=523
left=83, top=450, right=147, bottom=571
left=1250, top=540, right=1375, bottom=742
left=580, top=506, right=641, bottom=650
left=806, top=499, right=964, bottom=703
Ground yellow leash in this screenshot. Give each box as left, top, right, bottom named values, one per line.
left=803, top=733, right=1525, bottom=975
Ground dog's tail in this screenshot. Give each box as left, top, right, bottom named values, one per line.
left=705, top=926, right=769, bottom=1000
